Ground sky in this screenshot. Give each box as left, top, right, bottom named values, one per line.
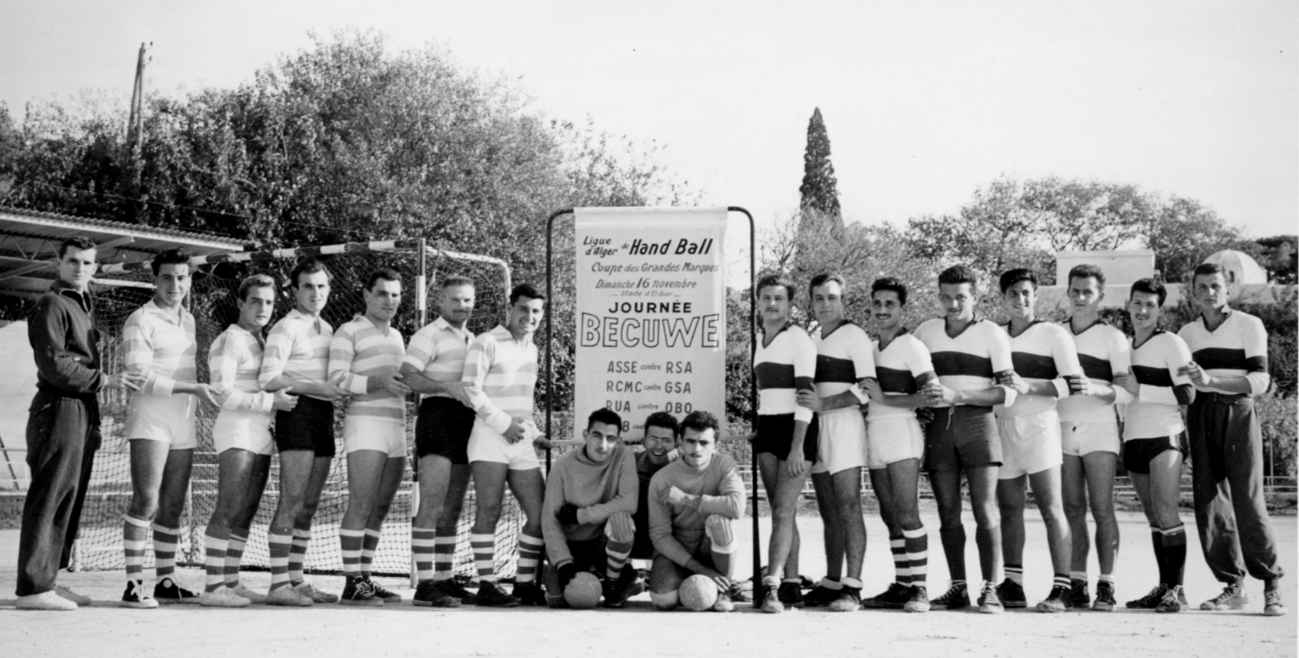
left=2, top=0, right=1296, bottom=251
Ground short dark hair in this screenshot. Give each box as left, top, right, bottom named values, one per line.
left=587, top=408, right=622, bottom=432
left=150, top=249, right=191, bottom=276
left=1129, top=277, right=1167, bottom=306
left=998, top=268, right=1038, bottom=293
left=937, top=265, right=977, bottom=287
left=441, top=276, right=474, bottom=289
left=643, top=411, right=679, bottom=437
left=1192, top=262, right=1225, bottom=281
left=365, top=268, right=402, bottom=291
left=290, top=258, right=331, bottom=287
left=756, top=274, right=796, bottom=300
left=1067, top=264, right=1106, bottom=288
left=238, top=273, right=276, bottom=301
left=680, top=410, right=720, bottom=436
left=808, top=273, right=845, bottom=298
left=58, top=237, right=97, bottom=259
left=870, top=277, right=908, bottom=305
left=510, top=283, right=545, bottom=305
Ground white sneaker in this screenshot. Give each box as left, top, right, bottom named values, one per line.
left=294, top=581, right=339, bottom=604
left=199, top=586, right=252, bottom=608
left=266, top=585, right=313, bottom=607
left=16, top=591, right=78, bottom=611
left=231, top=583, right=267, bottom=604
left=55, top=585, right=92, bottom=606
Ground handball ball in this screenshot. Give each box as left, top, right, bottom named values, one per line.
left=563, top=572, right=602, bottom=609
left=679, top=574, right=719, bottom=611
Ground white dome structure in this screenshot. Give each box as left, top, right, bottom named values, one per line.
left=1202, top=250, right=1268, bottom=298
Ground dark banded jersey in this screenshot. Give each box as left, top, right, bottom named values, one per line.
left=754, top=324, right=816, bottom=423
left=1059, top=321, right=1131, bottom=422
left=1178, top=310, right=1271, bottom=396
left=913, top=318, right=1013, bottom=407
left=1000, top=321, right=1082, bottom=417
left=812, top=322, right=875, bottom=408
left=1125, top=331, right=1193, bottom=440
left=869, top=331, right=935, bottom=420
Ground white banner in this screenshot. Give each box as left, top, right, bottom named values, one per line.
left=573, top=207, right=728, bottom=441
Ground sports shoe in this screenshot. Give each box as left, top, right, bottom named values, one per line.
left=266, top=585, right=313, bottom=607
left=904, top=585, right=931, bottom=613
left=199, top=586, right=251, bottom=608
left=16, top=591, right=77, bottom=611
left=601, top=566, right=642, bottom=609
left=413, top=580, right=461, bottom=607
left=1125, top=585, right=1166, bottom=609
left=513, top=581, right=547, bottom=606
left=1155, top=585, right=1183, bottom=613
left=434, top=578, right=477, bottom=604
left=294, top=581, right=339, bottom=604
left=929, top=583, right=970, bottom=610
left=828, top=587, right=861, bottom=612
left=1066, top=579, right=1090, bottom=609
left=54, top=585, right=91, bottom=606
left=154, top=577, right=199, bottom=604
left=474, top=580, right=520, bottom=607
left=1264, top=589, right=1286, bottom=617
left=339, top=577, right=384, bottom=606
left=232, top=584, right=267, bottom=604
left=996, top=579, right=1027, bottom=609
left=977, top=582, right=1003, bottom=614
left=1035, top=585, right=1069, bottom=613
left=725, top=581, right=752, bottom=604
left=712, top=592, right=735, bottom=613
left=121, top=580, right=159, bottom=609
left=862, top=582, right=911, bottom=609
left=365, top=577, right=402, bottom=603
left=776, top=581, right=804, bottom=607
left=1200, top=583, right=1247, bottom=611
left=1092, top=581, right=1116, bottom=611
left=803, top=583, right=842, bottom=607
left=760, top=585, right=785, bottom=613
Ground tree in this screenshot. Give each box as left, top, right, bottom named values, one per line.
left=1146, top=196, right=1242, bottom=281
left=795, top=107, right=843, bottom=249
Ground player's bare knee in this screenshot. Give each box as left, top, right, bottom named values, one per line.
left=128, top=494, right=160, bottom=521
left=605, top=512, right=635, bottom=544
left=651, top=590, right=679, bottom=610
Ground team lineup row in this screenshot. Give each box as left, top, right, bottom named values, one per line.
left=10, top=238, right=1285, bottom=618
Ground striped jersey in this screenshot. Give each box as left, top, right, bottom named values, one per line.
left=812, top=322, right=875, bottom=413
left=753, top=324, right=816, bottom=422
left=913, top=318, right=1013, bottom=407
left=999, top=321, right=1082, bottom=417
left=1059, top=320, right=1131, bottom=422
left=870, top=331, right=936, bottom=420
left=259, top=309, right=333, bottom=400
left=329, top=315, right=407, bottom=422
left=121, top=300, right=197, bottom=398
left=1125, top=331, right=1192, bottom=440
left=209, top=324, right=275, bottom=413
left=462, top=325, right=538, bottom=434
left=402, top=316, right=473, bottom=401
left=1178, top=310, right=1270, bottom=396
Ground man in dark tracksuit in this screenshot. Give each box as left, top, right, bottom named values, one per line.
left=15, top=238, right=140, bottom=610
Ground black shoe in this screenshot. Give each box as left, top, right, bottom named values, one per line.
left=120, top=580, right=159, bottom=609
left=904, top=585, right=931, bottom=613
left=153, top=577, right=199, bottom=604
left=474, top=581, right=520, bottom=607
left=1093, top=581, right=1116, bottom=611
left=929, top=583, right=970, bottom=610
left=1156, top=585, right=1184, bottom=613
left=434, top=578, right=477, bottom=604
left=1125, top=584, right=1166, bottom=609
left=997, top=579, right=1027, bottom=609
left=339, top=577, right=383, bottom=606
left=803, top=583, right=842, bottom=607
left=1035, top=585, right=1069, bottom=613
left=601, top=567, right=642, bottom=609
left=1066, top=580, right=1090, bottom=609
left=725, top=581, right=752, bottom=604
left=862, top=582, right=912, bottom=610
left=776, top=581, right=804, bottom=607
left=828, top=587, right=861, bottom=612
left=364, top=577, right=402, bottom=603
left=413, top=580, right=461, bottom=608
left=512, top=581, right=548, bottom=607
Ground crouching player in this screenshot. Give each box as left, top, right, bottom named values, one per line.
left=542, top=408, right=641, bottom=607
left=648, top=411, right=745, bottom=612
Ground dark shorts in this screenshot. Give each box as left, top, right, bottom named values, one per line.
left=566, top=538, right=608, bottom=573
left=754, top=413, right=818, bottom=462
left=923, top=406, right=1001, bottom=473
left=414, top=397, right=476, bottom=462
left=274, top=397, right=336, bottom=457
left=1122, top=434, right=1186, bottom=474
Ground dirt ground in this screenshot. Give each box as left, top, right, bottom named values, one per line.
left=1, top=510, right=1295, bottom=658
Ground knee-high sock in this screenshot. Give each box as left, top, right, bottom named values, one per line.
left=432, top=535, right=456, bottom=581
left=361, top=529, right=380, bottom=577
left=152, top=523, right=179, bottom=579
left=289, top=529, right=310, bottom=584
left=412, top=527, right=437, bottom=582
left=902, top=526, right=928, bottom=586
left=339, top=528, right=364, bottom=579
left=604, top=513, right=634, bottom=581
left=203, top=533, right=227, bottom=591
left=123, top=515, right=150, bottom=581
left=224, top=532, right=247, bottom=587
left=267, top=527, right=293, bottom=590
left=516, top=533, right=543, bottom=584
left=939, top=524, right=966, bottom=584
left=975, top=525, right=1000, bottom=583
left=889, top=532, right=908, bottom=585
left=1160, top=524, right=1187, bottom=587
left=1150, top=526, right=1167, bottom=585
left=471, top=533, right=496, bottom=582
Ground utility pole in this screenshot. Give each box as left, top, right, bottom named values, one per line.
left=125, top=42, right=150, bottom=220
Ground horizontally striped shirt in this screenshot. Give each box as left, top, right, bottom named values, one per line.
left=330, top=315, right=406, bottom=422
left=462, top=325, right=538, bottom=434
left=754, top=324, right=816, bottom=422
left=1125, top=330, right=1192, bottom=440
left=913, top=318, right=1013, bottom=408
left=402, top=316, right=473, bottom=401
left=870, top=331, right=936, bottom=420
left=259, top=309, right=333, bottom=401
left=1059, top=320, right=1131, bottom=422
left=1178, top=310, right=1271, bottom=396
left=813, top=322, right=874, bottom=416
left=999, top=321, right=1082, bottom=417
left=209, top=324, right=275, bottom=413
left=121, top=299, right=197, bottom=398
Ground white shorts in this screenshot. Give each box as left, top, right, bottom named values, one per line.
left=1060, top=417, right=1120, bottom=457
left=343, top=415, right=407, bottom=457
left=997, top=411, right=1063, bottom=479
left=866, top=414, right=925, bottom=470
left=466, top=420, right=540, bottom=470
left=124, top=395, right=196, bottom=449
left=212, top=409, right=274, bottom=456
left=812, top=409, right=867, bottom=475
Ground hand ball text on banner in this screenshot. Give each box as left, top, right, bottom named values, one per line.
left=573, top=207, right=728, bottom=442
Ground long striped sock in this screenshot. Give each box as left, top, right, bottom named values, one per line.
left=225, top=532, right=247, bottom=587
left=889, top=533, right=908, bottom=585
left=516, top=533, right=543, bottom=584
left=123, top=515, right=150, bottom=581
left=1005, top=564, right=1023, bottom=586
left=152, top=523, right=180, bottom=579
left=1160, top=525, right=1187, bottom=587
left=604, top=537, right=633, bottom=582
left=903, top=526, right=928, bottom=586
left=268, top=527, right=293, bottom=591
left=432, top=534, right=456, bottom=581
left=204, top=533, right=227, bottom=592
left=412, top=527, right=437, bottom=582
left=471, top=533, right=496, bottom=582
left=1053, top=573, right=1071, bottom=590
left=340, top=529, right=365, bottom=578
left=361, top=529, right=380, bottom=578
left=289, top=528, right=310, bottom=584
